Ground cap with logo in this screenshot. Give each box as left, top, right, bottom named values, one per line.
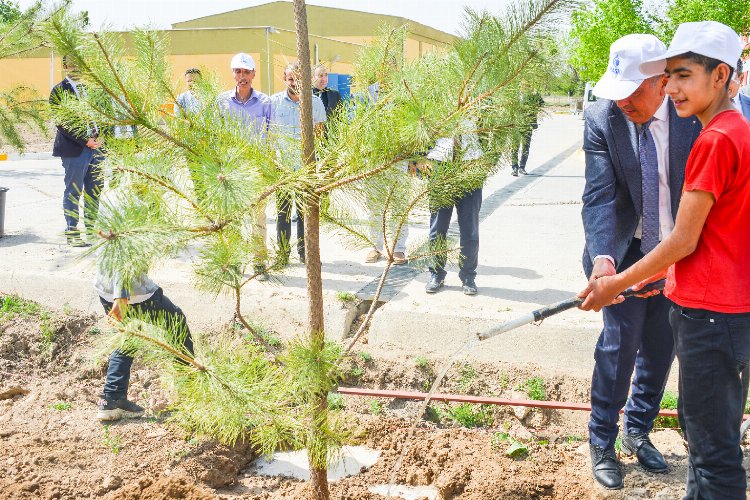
left=640, top=21, right=743, bottom=76
left=230, top=53, right=255, bottom=71
left=592, top=34, right=667, bottom=101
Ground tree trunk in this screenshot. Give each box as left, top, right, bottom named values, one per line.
left=292, top=1, right=330, bottom=499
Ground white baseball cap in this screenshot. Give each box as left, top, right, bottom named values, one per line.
left=230, top=53, right=255, bottom=71
left=592, top=34, right=667, bottom=101
left=640, top=21, right=743, bottom=76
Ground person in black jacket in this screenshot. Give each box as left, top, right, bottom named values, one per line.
left=49, top=56, right=103, bottom=247
left=312, top=64, right=342, bottom=119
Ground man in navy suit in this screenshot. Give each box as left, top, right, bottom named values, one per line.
left=49, top=56, right=103, bottom=247
left=581, top=35, right=701, bottom=489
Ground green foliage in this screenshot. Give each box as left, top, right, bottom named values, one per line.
left=0, top=0, right=21, bottom=23
left=661, top=0, right=750, bottom=39
left=458, top=363, right=477, bottom=391
left=520, top=377, right=546, bottom=401
left=569, top=0, right=654, bottom=83
left=424, top=405, right=443, bottom=423
left=369, top=400, right=384, bottom=415
left=101, top=425, right=123, bottom=454
left=357, top=351, right=372, bottom=363
left=491, top=431, right=529, bottom=458
left=50, top=401, right=72, bottom=411
left=336, top=291, right=357, bottom=304
left=414, top=355, right=430, bottom=369
left=655, top=390, right=680, bottom=428
left=0, top=294, right=40, bottom=319
left=327, top=392, right=345, bottom=411
left=445, top=403, right=494, bottom=428
left=565, top=435, right=584, bottom=444
left=349, top=365, right=364, bottom=378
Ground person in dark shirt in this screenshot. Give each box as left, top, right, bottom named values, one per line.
left=312, top=64, right=342, bottom=119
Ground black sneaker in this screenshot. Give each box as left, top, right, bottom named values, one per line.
left=511, top=167, right=519, bottom=177
left=97, top=397, right=145, bottom=421
left=425, top=275, right=444, bottom=294
left=462, top=279, right=478, bottom=296
left=519, top=167, right=528, bottom=175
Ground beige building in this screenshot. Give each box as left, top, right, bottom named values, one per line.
left=3, top=1, right=455, bottom=100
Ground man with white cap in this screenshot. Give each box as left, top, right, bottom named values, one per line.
left=580, top=34, right=701, bottom=489
left=217, top=53, right=272, bottom=279
left=583, top=21, right=750, bottom=499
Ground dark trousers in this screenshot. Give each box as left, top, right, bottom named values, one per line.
left=589, top=240, right=675, bottom=450
left=428, top=187, right=482, bottom=283
left=100, top=288, right=194, bottom=400
left=511, top=127, right=534, bottom=170
left=276, top=194, right=304, bottom=260
left=669, top=306, right=750, bottom=500
left=61, top=148, right=103, bottom=232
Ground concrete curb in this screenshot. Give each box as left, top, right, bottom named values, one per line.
left=0, top=152, right=54, bottom=161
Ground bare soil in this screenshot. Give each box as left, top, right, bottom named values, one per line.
left=1, top=297, right=748, bottom=499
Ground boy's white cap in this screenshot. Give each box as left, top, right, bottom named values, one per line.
left=230, top=53, right=255, bottom=71
left=640, top=21, right=743, bottom=75
left=593, top=34, right=667, bottom=101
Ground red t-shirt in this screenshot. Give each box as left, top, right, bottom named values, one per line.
left=665, top=110, right=750, bottom=313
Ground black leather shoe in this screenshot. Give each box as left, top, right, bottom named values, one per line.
left=462, top=279, right=477, bottom=296
left=425, top=276, right=444, bottom=294
left=590, top=443, right=623, bottom=489
left=621, top=432, right=668, bottom=473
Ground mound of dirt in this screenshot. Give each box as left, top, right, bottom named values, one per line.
left=110, top=476, right=214, bottom=499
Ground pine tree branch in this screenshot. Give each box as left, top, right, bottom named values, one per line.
left=315, top=153, right=412, bottom=194
left=92, top=32, right=137, bottom=113
left=112, top=320, right=206, bottom=371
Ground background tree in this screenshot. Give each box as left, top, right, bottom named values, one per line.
left=568, top=0, right=750, bottom=85
left=46, top=0, right=569, bottom=497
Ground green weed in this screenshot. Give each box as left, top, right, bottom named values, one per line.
left=369, top=400, right=383, bottom=415
left=51, top=402, right=72, bottom=411
left=565, top=435, right=584, bottom=444
left=0, top=295, right=40, bottom=320
left=88, top=326, right=101, bottom=336
left=445, top=403, right=494, bottom=428
left=424, top=405, right=443, bottom=424
left=655, top=390, right=679, bottom=428
left=414, top=355, right=430, bottom=369
left=458, top=364, right=477, bottom=390
left=336, top=291, right=356, bottom=304
left=499, top=373, right=509, bottom=390
left=357, top=351, right=372, bottom=363
left=520, top=377, right=546, bottom=401
left=350, top=366, right=364, bottom=378
left=62, top=302, right=73, bottom=316
left=327, top=392, right=345, bottom=411
left=491, top=431, right=528, bottom=458
left=101, top=425, right=123, bottom=454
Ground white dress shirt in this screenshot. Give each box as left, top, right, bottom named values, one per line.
left=594, top=97, right=673, bottom=267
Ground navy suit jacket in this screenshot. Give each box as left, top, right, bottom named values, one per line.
left=739, top=93, right=750, bottom=121
left=49, top=78, right=90, bottom=158
left=581, top=99, right=702, bottom=277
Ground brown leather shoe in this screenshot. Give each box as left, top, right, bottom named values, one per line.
left=365, top=249, right=382, bottom=263
left=392, top=252, right=407, bottom=265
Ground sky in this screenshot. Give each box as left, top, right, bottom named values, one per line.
left=16, top=0, right=516, bottom=35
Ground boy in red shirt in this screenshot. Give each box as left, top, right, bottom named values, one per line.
left=579, top=21, right=749, bottom=499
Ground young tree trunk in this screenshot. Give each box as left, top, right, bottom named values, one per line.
left=292, top=1, right=330, bottom=499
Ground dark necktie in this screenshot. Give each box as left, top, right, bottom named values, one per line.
left=639, top=119, right=659, bottom=254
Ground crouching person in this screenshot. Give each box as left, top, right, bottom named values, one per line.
left=95, top=271, right=194, bottom=421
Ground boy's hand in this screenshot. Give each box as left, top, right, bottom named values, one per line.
left=631, top=270, right=668, bottom=298
left=108, top=298, right=129, bottom=323
left=578, top=275, right=624, bottom=312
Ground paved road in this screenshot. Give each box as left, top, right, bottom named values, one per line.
left=0, top=113, right=673, bottom=384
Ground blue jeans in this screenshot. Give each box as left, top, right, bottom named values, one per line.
left=670, top=306, right=750, bottom=500
left=61, top=147, right=103, bottom=232
left=428, top=187, right=482, bottom=283
left=589, top=240, right=675, bottom=450
left=100, top=288, right=194, bottom=400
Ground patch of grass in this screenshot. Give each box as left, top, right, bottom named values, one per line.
left=50, top=402, right=72, bottom=411
left=369, top=400, right=384, bottom=415
left=458, top=363, right=477, bottom=390
left=614, top=436, right=622, bottom=453
left=101, top=425, right=123, bottom=454
left=421, top=380, right=432, bottom=392
left=357, top=351, right=372, bottom=363
left=350, top=366, right=364, bottom=378
left=62, top=302, right=73, bottom=316
left=519, top=377, right=546, bottom=401
left=445, top=403, right=494, bottom=428
left=499, top=373, right=509, bottom=390
left=327, top=392, right=345, bottom=411
left=0, top=294, right=40, bottom=320
left=655, top=390, right=680, bottom=429
left=39, top=311, right=57, bottom=353
left=424, top=405, right=443, bottom=424
left=336, top=291, right=357, bottom=304
left=565, top=435, right=584, bottom=444
left=88, top=326, right=101, bottom=336
left=414, top=355, right=430, bottom=369
left=244, top=320, right=282, bottom=348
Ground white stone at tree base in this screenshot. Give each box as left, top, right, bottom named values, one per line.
left=252, top=445, right=381, bottom=481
